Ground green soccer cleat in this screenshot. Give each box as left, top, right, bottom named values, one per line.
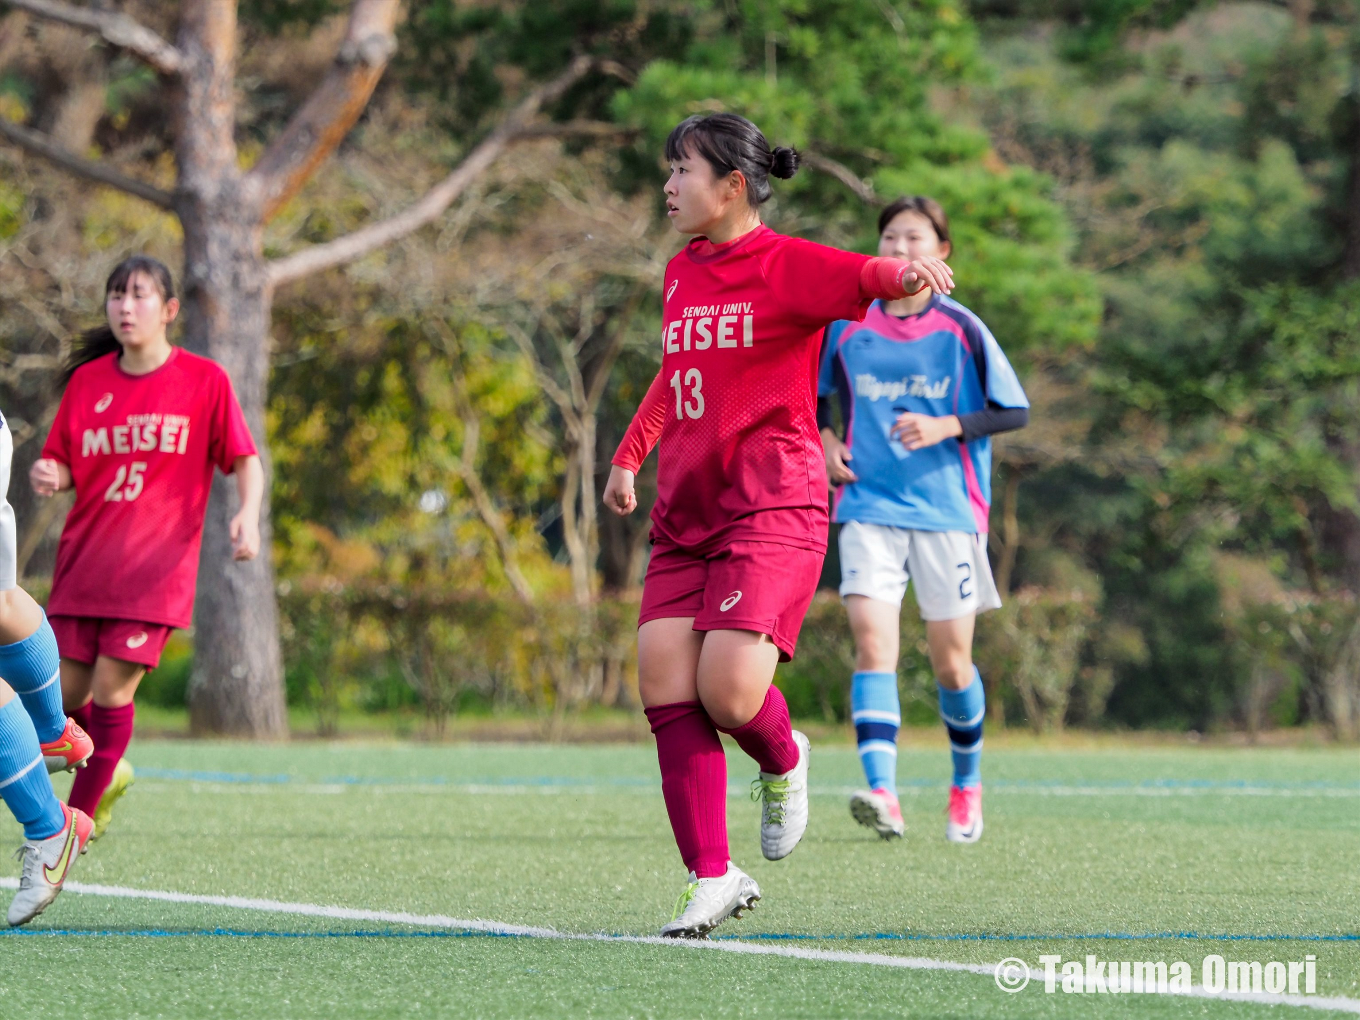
left=91, top=758, right=135, bottom=840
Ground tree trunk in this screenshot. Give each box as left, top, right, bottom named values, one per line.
left=173, top=0, right=287, bottom=736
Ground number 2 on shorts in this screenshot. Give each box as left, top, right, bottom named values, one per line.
left=956, top=560, right=973, bottom=600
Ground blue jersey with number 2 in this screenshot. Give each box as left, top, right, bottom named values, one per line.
left=818, top=296, right=1028, bottom=534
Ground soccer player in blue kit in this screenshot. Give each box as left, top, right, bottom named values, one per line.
left=818, top=196, right=1029, bottom=843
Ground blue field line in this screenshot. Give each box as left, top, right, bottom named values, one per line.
left=722, top=932, right=1360, bottom=943
left=3, top=927, right=1355, bottom=943
left=132, top=767, right=1359, bottom=792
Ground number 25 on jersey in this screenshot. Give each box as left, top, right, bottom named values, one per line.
left=670, top=368, right=704, bottom=420
left=104, top=461, right=147, bottom=502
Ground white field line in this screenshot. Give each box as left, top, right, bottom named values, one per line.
left=127, top=780, right=1360, bottom=798
left=1, top=877, right=1355, bottom=1014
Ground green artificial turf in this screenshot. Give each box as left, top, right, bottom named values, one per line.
left=0, top=738, right=1354, bottom=1018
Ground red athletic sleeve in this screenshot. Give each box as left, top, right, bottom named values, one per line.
left=760, top=238, right=874, bottom=326
left=207, top=368, right=258, bottom=474
left=611, top=371, right=668, bottom=473
left=859, top=257, right=926, bottom=301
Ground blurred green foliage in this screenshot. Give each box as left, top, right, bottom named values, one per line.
left=3, top=0, right=1355, bottom=736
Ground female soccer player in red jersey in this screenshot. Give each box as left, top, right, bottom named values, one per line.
left=603, top=113, right=955, bottom=937
left=30, top=255, right=262, bottom=839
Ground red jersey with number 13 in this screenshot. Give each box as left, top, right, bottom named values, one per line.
left=41, top=347, right=258, bottom=629
left=626, top=225, right=872, bottom=553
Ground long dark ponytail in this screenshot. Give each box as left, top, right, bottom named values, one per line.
left=60, top=255, right=175, bottom=388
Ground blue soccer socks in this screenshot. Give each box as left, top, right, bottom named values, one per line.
left=851, top=671, right=900, bottom=794
left=0, top=697, right=64, bottom=840
left=938, top=668, right=985, bottom=790
left=0, top=614, right=64, bottom=743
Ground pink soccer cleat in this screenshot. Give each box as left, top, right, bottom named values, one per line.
left=849, top=787, right=905, bottom=839
left=945, top=784, right=983, bottom=844
left=41, top=717, right=94, bottom=774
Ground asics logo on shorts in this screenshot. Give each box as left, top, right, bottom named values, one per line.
left=94, top=393, right=113, bottom=413
left=666, top=280, right=679, bottom=302
left=719, top=591, right=742, bottom=612
left=126, top=632, right=149, bottom=649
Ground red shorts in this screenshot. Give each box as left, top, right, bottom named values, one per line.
left=639, top=540, right=825, bottom=661
left=49, top=615, right=174, bottom=670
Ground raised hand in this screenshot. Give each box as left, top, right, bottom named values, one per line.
left=903, top=256, right=954, bottom=296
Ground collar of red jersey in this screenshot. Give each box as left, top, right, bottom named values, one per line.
left=685, top=223, right=772, bottom=262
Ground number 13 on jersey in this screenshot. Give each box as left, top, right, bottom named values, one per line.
left=670, top=368, right=704, bottom=420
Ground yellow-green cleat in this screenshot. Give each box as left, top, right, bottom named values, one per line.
left=91, top=758, right=135, bottom=840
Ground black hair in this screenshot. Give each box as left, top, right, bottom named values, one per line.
left=877, top=195, right=951, bottom=252
left=60, top=255, right=175, bottom=388
left=664, top=113, right=799, bottom=208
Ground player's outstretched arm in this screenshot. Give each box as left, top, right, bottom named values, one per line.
left=29, top=458, right=71, bottom=498
left=229, top=454, right=264, bottom=561
left=859, top=256, right=954, bottom=300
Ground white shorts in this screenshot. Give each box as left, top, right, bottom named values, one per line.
left=838, top=520, right=1001, bottom=621
left=0, top=421, right=16, bottom=591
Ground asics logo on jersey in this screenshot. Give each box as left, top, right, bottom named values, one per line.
left=126, top=632, right=149, bottom=649
left=855, top=373, right=951, bottom=401
left=43, top=818, right=78, bottom=884
left=666, top=280, right=679, bottom=302
left=94, top=393, right=113, bottom=413
left=719, top=591, right=743, bottom=612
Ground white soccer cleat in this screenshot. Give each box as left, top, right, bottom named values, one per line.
left=659, top=863, right=761, bottom=939
left=752, top=729, right=811, bottom=861
left=945, top=784, right=983, bottom=844
left=849, top=787, right=905, bottom=839
left=8, top=803, right=93, bottom=927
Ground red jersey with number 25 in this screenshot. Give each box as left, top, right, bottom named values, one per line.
left=41, top=348, right=257, bottom=629
left=619, top=225, right=872, bottom=553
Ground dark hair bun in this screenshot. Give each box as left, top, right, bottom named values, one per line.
left=770, top=146, right=800, bottom=180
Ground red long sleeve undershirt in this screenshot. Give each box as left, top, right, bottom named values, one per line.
left=610, top=257, right=922, bottom=473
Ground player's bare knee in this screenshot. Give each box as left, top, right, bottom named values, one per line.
left=935, top=661, right=974, bottom=690
left=702, top=697, right=746, bottom=730
left=854, top=633, right=897, bottom=672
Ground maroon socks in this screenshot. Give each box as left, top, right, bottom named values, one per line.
left=714, top=685, right=799, bottom=775
left=645, top=701, right=729, bottom=879
left=67, top=701, right=135, bottom=816
left=70, top=700, right=92, bottom=734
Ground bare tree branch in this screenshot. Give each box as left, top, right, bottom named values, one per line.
left=0, top=116, right=175, bottom=209
left=267, top=54, right=599, bottom=287
left=504, top=320, right=583, bottom=438
left=4, top=0, right=184, bottom=74
left=518, top=121, right=639, bottom=140
left=802, top=151, right=881, bottom=205
left=246, top=0, right=400, bottom=222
